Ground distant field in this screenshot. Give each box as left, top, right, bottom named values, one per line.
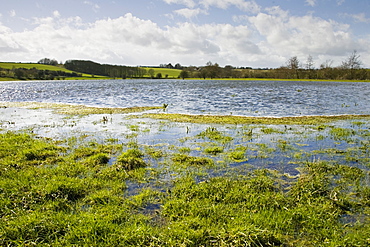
left=1, top=63, right=182, bottom=79
left=0, top=62, right=75, bottom=72
left=0, top=62, right=104, bottom=78
left=143, top=67, right=182, bottom=78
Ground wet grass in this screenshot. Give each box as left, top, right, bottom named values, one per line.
left=142, top=112, right=370, bottom=125
left=1, top=105, right=370, bottom=245
left=0, top=101, right=162, bottom=115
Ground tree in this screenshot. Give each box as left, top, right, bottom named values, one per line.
left=148, top=69, right=155, bottom=78
left=341, top=50, right=362, bottom=80
left=320, top=59, right=333, bottom=69
left=224, top=65, right=234, bottom=78
left=286, top=56, right=300, bottom=79
left=166, top=63, right=174, bottom=69
left=341, top=50, right=362, bottom=70
left=305, top=55, right=314, bottom=70
left=304, top=55, right=316, bottom=79
left=341, top=50, right=363, bottom=79
left=179, top=70, right=189, bottom=80
left=286, top=56, right=300, bottom=70
left=319, top=60, right=334, bottom=79
left=38, top=58, right=58, bottom=66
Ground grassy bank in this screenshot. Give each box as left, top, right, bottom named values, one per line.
left=1, top=103, right=370, bottom=245
left=186, top=77, right=370, bottom=83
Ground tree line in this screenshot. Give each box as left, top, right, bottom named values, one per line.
left=179, top=51, right=369, bottom=80
left=64, top=60, right=147, bottom=78
left=1, top=51, right=368, bottom=81
left=0, top=67, right=81, bottom=80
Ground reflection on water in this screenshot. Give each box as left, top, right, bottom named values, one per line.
left=1, top=79, right=369, bottom=117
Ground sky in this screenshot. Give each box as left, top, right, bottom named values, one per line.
left=0, top=0, right=369, bottom=68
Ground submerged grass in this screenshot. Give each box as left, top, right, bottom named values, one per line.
left=1, top=103, right=370, bottom=245
left=0, top=101, right=162, bottom=115
left=143, top=113, right=370, bottom=125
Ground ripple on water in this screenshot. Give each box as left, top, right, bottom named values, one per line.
left=0, top=79, right=369, bottom=116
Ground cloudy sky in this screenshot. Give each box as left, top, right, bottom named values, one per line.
left=0, top=0, right=369, bottom=68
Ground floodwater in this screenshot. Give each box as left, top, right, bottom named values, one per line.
left=1, top=79, right=369, bottom=116
left=1, top=79, right=369, bottom=176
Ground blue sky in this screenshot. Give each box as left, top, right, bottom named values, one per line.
left=0, top=0, right=369, bottom=68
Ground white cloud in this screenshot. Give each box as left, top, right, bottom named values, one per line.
left=174, top=8, right=208, bottom=18
left=9, top=10, right=16, bottom=17
left=349, top=13, right=370, bottom=23
left=83, top=1, right=100, bottom=13
left=248, top=9, right=358, bottom=63
left=0, top=12, right=259, bottom=66
left=53, top=10, right=61, bottom=18
left=163, top=0, right=260, bottom=14
left=337, top=0, right=345, bottom=5
left=0, top=11, right=367, bottom=68
left=200, top=0, right=260, bottom=13
left=305, top=0, right=316, bottom=7
left=163, top=0, right=196, bottom=8
left=0, top=23, right=27, bottom=57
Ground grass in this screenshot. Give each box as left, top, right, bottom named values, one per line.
left=0, top=62, right=103, bottom=78
left=0, top=62, right=76, bottom=72
left=186, top=77, right=370, bottom=82
left=142, top=112, right=370, bottom=125
left=1, top=103, right=370, bottom=245
left=143, top=67, right=182, bottom=78
left=0, top=63, right=182, bottom=80
left=0, top=101, right=162, bottom=115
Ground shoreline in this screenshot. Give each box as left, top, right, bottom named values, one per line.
left=2, top=101, right=370, bottom=125
left=1, top=77, right=370, bottom=83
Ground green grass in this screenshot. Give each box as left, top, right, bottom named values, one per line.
left=0, top=63, right=182, bottom=80
left=186, top=77, right=370, bottom=82
left=0, top=101, right=162, bottom=115
left=0, top=77, right=17, bottom=81
left=1, top=105, right=370, bottom=245
left=1, top=127, right=370, bottom=246
left=0, top=62, right=107, bottom=79
left=0, top=62, right=74, bottom=71
left=142, top=113, right=370, bottom=125
left=143, top=67, right=182, bottom=78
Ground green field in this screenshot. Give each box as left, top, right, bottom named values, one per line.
left=0, top=62, right=77, bottom=73
left=0, top=62, right=182, bottom=80
left=143, top=67, right=182, bottom=78
left=0, top=62, right=109, bottom=79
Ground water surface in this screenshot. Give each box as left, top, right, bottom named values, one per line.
left=1, top=79, right=369, bottom=117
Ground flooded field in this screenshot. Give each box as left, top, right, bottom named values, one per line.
left=1, top=79, right=370, bottom=116
left=1, top=79, right=370, bottom=245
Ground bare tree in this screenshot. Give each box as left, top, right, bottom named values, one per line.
left=286, top=56, right=300, bottom=70
left=320, top=59, right=333, bottom=69
left=305, top=55, right=314, bottom=70
left=341, top=50, right=362, bottom=79
left=286, top=56, right=300, bottom=79
left=305, top=55, right=315, bottom=79
left=341, top=50, right=362, bottom=70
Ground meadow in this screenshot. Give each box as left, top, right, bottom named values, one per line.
left=0, top=102, right=370, bottom=246
left=143, top=67, right=182, bottom=78
left=0, top=62, right=182, bottom=81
